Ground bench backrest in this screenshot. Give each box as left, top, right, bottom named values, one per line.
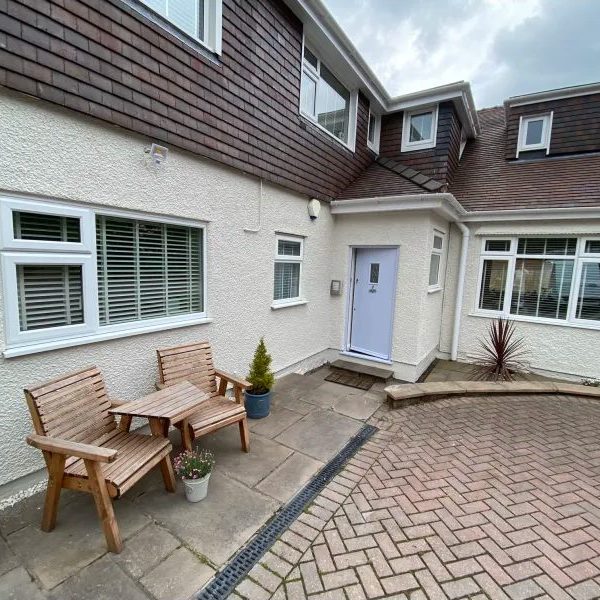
left=24, top=366, right=116, bottom=444
left=156, top=341, right=217, bottom=396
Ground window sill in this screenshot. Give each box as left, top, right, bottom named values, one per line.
left=299, top=113, right=355, bottom=152
left=3, top=317, right=214, bottom=358
left=271, top=299, right=308, bottom=310
left=468, top=311, right=600, bottom=331
left=428, top=286, right=443, bottom=294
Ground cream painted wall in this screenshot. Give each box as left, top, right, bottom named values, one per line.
left=442, top=220, right=600, bottom=380
left=0, top=90, right=339, bottom=487
left=330, top=211, right=449, bottom=381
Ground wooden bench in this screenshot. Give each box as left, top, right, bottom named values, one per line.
left=154, top=341, right=252, bottom=452
left=24, top=366, right=174, bottom=553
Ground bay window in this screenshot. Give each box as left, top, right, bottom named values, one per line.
left=476, top=236, right=600, bottom=327
left=0, top=198, right=206, bottom=356
left=300, top=44, right=357, bottom=150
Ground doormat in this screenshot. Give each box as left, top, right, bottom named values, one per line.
left=193, top=424, right=378, bottom=600
left=324, top=368, right=377, bottom=390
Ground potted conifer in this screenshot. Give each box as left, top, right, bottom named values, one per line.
left=245, top=337, right=275, bottom=419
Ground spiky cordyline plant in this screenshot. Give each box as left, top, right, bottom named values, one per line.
left=470, top=317, right=529, bottom=381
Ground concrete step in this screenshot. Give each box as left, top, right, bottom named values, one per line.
left=331, top=359, right=394, bottom=381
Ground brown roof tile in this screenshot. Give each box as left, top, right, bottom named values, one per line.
left=451, top=107, right=600, bottom=211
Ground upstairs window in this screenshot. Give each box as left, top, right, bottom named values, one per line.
left=367, top=110, right=381, bottom=153
left=300, top=44, right=357, bottom=150
left=137, top=0, right=222, bottom=53
left=517, top=113, right=552, bottom=156
left=401, top=106, right=438, bottom=152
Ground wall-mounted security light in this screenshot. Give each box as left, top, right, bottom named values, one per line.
left=145, top=143, right=169, bottom=164
left=308, top=198, right=321, bottom=220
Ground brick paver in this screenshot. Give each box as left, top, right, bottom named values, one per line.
left=236, top=394, right=600, bottom=599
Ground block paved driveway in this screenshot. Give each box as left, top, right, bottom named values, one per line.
left=236, top=394, right=600, bottom=600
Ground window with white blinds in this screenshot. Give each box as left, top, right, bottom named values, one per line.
left=273, top=236, right=303, bottom=304
left=476, top=236, right=600, bottom=327
left=1, top=197, right=207, bottom=354
left=96, top=216, right=203, bottom=326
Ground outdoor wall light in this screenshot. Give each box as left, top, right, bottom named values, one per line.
left=145, top=143, right=169, bottom=164
left=308, top=198, right=321, bottom=220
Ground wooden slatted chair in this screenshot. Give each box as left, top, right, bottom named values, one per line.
left=155, top=341, right=251, bottom=452
left=24, top=366, right=175, bottom=554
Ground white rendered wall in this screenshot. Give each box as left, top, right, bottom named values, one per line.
left=441, top=220, right=600, bottom=380
left=0, top=90, right=338, bottom=487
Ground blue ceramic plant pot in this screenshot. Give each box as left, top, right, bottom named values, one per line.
left=244, top=389, right=271, bottom=419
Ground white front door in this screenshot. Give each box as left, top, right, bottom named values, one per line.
left=349, top=247, right=398, bottom=360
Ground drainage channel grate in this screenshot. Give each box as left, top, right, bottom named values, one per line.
left=194, top=423, right=378, bottom=600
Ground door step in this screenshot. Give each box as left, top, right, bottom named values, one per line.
left=331, top=359, right=394, bottom=381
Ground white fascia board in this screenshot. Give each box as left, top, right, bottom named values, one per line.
left=462, top=206, right=600, bottom=222
left=506, top=82, right=600, bottom=107
left=330, top=193, right=466, bottom=221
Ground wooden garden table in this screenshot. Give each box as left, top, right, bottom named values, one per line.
left=109, top=381, right=210, bottom=490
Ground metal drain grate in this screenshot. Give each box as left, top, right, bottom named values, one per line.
left=194, top=424, right=378, bottom=600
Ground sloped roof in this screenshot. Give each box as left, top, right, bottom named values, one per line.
left=450, top=107, right=600, bottom=211
left=337, top=157, right=444, bottom=200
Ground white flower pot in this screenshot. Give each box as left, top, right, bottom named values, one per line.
left=182, top=472, right=211, bottom=502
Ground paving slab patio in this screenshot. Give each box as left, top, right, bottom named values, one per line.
left=0, top=365, right=383, bottom=599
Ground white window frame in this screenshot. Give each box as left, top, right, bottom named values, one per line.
left=474, top=236, right=600, bottom=330
left=401, top=105, right=439, bottom=152
left=516, top=112, right=553, bottom=157
left=272, top=234, right=305, bottom=309
left=428, top=230, right=445, bottom=292
left=0, top=196, right=209, bottom=358
left=134, top=0, right=223, bottom=55
left=367, top=110, right=381, bottom=153
left=299, top=40, right=358, bottom=152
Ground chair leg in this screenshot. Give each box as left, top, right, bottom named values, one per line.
left=118, top=415, right=133, bottom=432
left=181, top=420, right=194, bottom=452
left=41, top=453, right=65, bottom=532
left=149, top=418, right=176, bottom=493
left=239, top=417, right=250, bottom=453
left=84, top=459, right=123, bottom=554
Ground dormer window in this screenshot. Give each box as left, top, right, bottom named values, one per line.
left=517, top=113, right=552, bottom=157
left=401, top=106, right=438, bottom=152
left=367, top=110, right=381, bottom=153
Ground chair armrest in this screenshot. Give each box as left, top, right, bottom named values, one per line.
left=215, top=368, right=251, bottom=389
left=27, top=434, right=118, bottom=463
left=109, top=397, right=128, bottom=408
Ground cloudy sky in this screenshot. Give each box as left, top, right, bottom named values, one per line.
left=321, top=0, right=600, bottom=108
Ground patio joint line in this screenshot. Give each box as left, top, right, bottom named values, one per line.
left=193, top=423, right=378, bottom=600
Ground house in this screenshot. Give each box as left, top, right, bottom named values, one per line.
left=0, top=0, right=599, bottom=496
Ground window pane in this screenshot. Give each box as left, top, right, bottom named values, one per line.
left=585, top=240, right=600, bottom=254
left=517, top=237, right=576, bottom=256
left=409, top=112, right=433, bottom=142
left=17, top=264, right=83, bottom=331
left=368, top=113, right=376, bottom=144
left=370, top=263, right=380, bottom=284
left=525, top=119, right=544, bottom=145
left=303, top=46, right=318, bottom=70
left=96, top=216, right=203, bottom=325
left=429, top=254, right=440, bottom=286
left=168, top=0, right=199, bottom=38
left=479, top=260, right=508, bottom=311
left=274, top=262, right=300, bottom=300
left=433, top=235, right=443, bottom=250
left=316, top=64, right=349, bottom=142
left=13, top=211, right=80, bottom=243
left=278, top=239, right=301, bottom=256
left=576, top=262, right=600, bottom=321
left=510, top=258, right=573, bottom=319
left=485, top=239, right=510, bottom=252
left=300, top=72, right=316, bottom=116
